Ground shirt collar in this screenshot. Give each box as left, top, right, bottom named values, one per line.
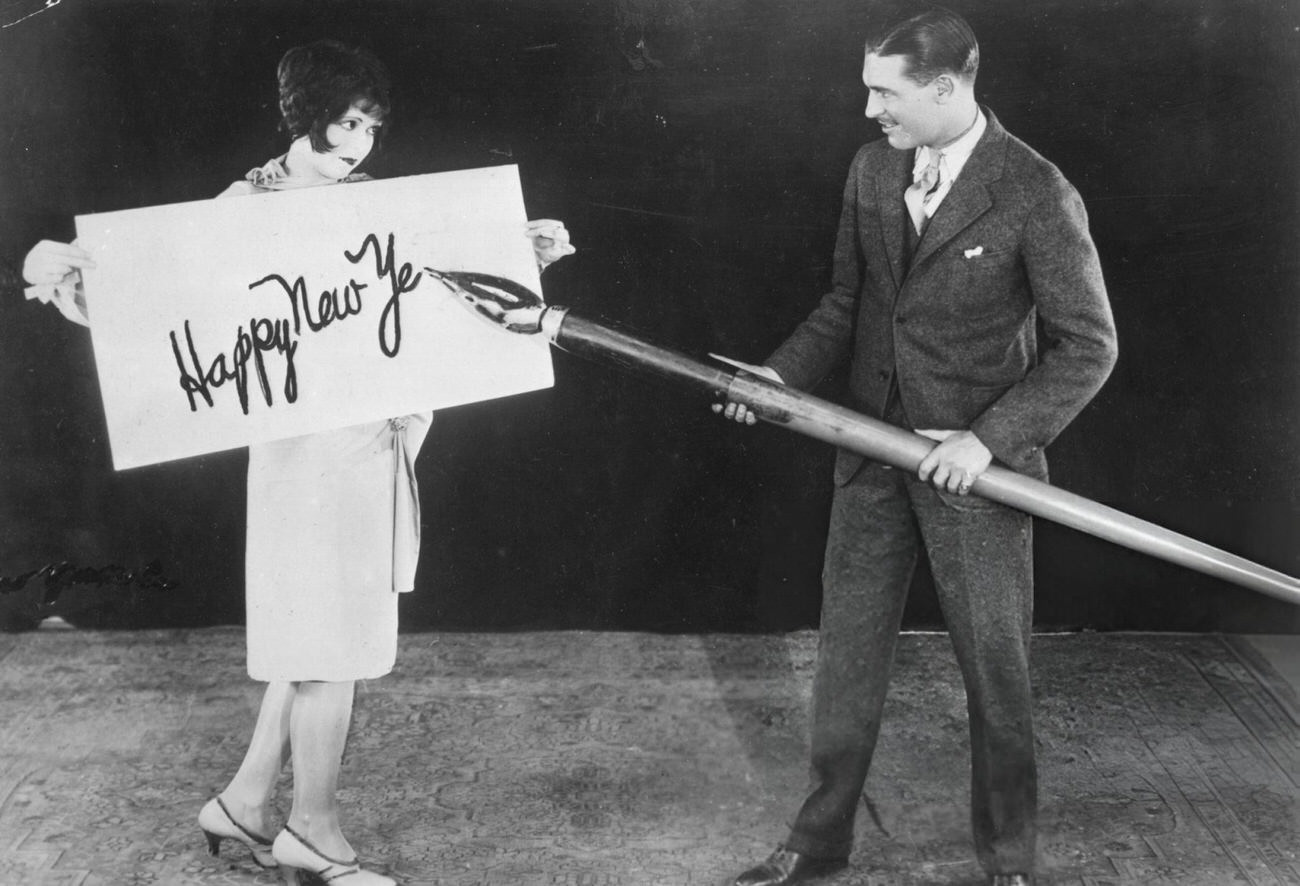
left=913, top=107, right=987, bottom=184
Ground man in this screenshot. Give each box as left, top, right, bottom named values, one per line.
left=717, top=7, right=1118, bottom=886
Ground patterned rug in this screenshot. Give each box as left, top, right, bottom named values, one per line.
left=0, top=628, right=1296, bottom=885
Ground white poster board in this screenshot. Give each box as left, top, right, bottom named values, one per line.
left=76, top=165, right=553, bottom=469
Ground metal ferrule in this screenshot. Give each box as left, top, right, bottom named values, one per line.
left=539, top=305, right=569, bottom=343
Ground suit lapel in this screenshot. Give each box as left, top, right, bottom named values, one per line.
left=876, top=151, right=911, bottom=294
left=908, top=107, right=1008, bottom=272
left=910, top=177, right=991, bottom=268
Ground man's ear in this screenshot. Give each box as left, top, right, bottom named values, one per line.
left=932, top=74, right=955, bottom=102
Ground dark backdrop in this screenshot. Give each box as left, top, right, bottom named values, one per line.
left=1, top=0, right=1297, bottom=634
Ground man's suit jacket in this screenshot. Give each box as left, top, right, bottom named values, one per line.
left=766, top=109, right=1118, bottom=484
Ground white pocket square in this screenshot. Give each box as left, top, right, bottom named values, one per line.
left=963, top=246, right=984, bottom=258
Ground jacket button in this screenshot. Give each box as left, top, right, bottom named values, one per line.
left=896, top=315, right=908, bottom=324
left=878, top=370, right=889, bottom=380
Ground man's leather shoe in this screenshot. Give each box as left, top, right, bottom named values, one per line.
left=732, top=847, right=848, bottom=886
left=989, top=875, right=1033, bottom=886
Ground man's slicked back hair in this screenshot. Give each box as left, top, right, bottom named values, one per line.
left=867, top=6, right=979, bottom=85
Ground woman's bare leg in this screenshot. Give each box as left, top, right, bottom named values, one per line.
left=285, top=679, right=357, bottom=859
left=216, top=680, right=294, bottom=836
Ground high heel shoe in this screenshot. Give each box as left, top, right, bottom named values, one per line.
left=271, top=825, right=395, bottom=885
left=197, top=796, right=276, bottom=869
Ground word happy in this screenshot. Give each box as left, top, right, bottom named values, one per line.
left=169, top=232, right=422, bottom=414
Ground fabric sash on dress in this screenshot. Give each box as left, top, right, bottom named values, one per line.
left=390, top=418, right=422, bottom=593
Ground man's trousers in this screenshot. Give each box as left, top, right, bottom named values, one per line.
left=783, top=460, right=1037, bottom=876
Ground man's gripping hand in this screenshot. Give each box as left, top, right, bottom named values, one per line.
left=709, top=356, right=784, bottom=425
left=916, top=429, right=992, bottom=495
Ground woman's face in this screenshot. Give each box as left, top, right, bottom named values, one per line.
left=297, top=101, right=384, bottom=181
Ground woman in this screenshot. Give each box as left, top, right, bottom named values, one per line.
left=23, top=40, right=573, bottom=885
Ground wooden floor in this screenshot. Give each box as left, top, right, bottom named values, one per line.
left=0, top=627, right=1297, bottom=886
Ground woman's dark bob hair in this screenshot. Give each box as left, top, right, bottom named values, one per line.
left=277, top=40, right=392, bottom=154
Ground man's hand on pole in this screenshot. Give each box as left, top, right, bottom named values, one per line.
left=708, top=354, right=784, bottom=425
left=916, top=429, right=992, bottom=495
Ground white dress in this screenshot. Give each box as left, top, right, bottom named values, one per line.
left=227, top=166, right=431, bottom=682
left=244, top=414, right=430, bottom=682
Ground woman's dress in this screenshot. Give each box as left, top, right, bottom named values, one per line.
left=227, top=165, right=431, bottom=682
